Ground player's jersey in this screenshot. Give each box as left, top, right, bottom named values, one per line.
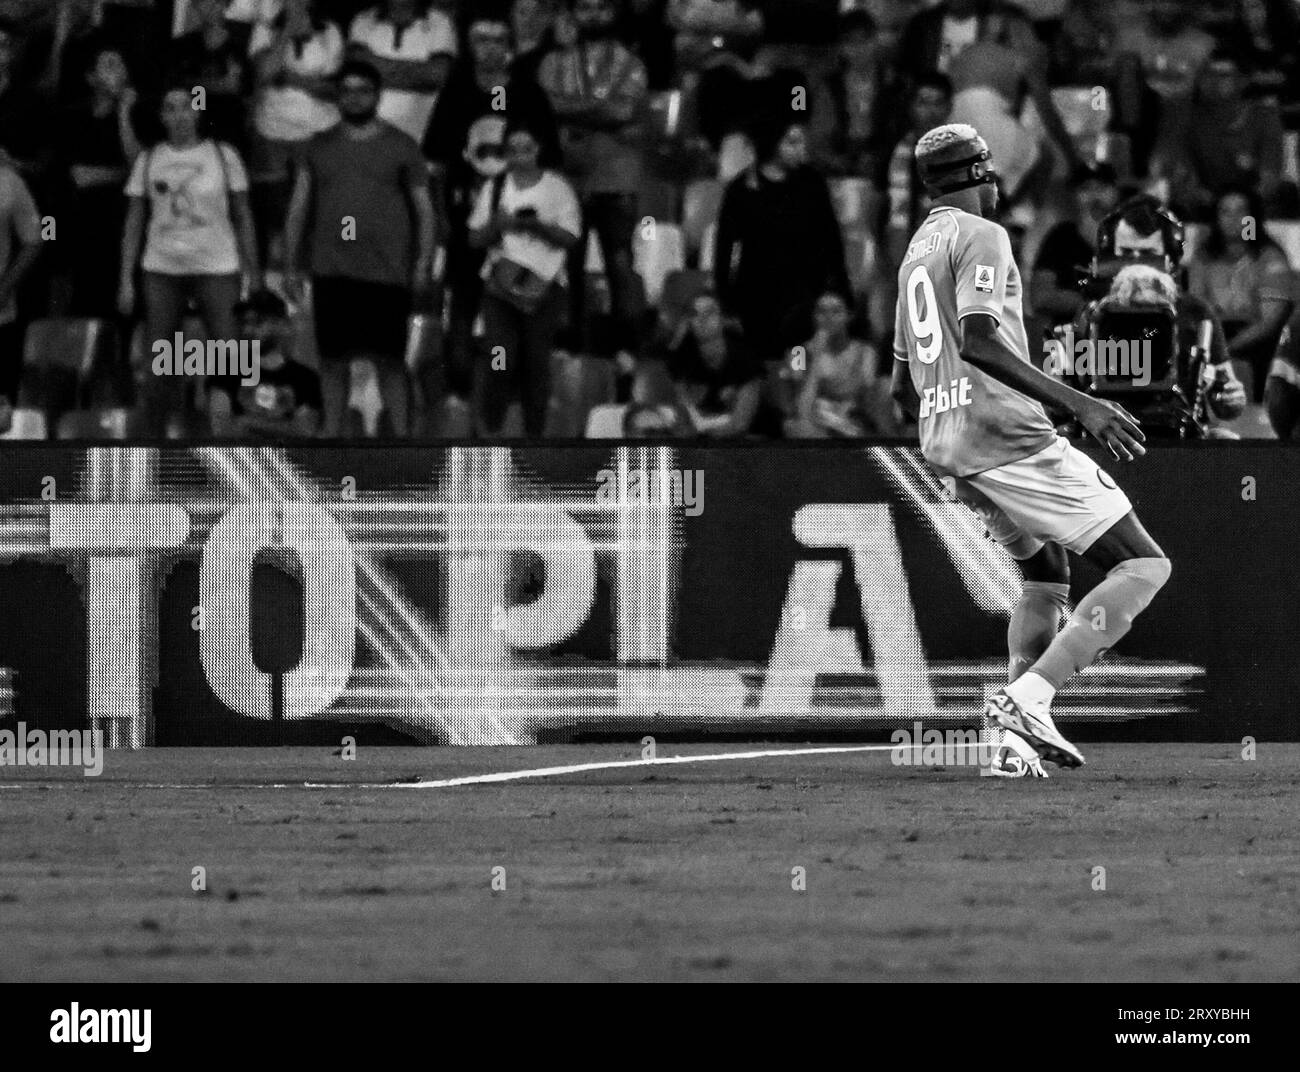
left=893, top=205, right=1056, bottom=477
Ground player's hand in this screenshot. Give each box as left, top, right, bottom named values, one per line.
left=1074, top=395, right=1146, bottom=461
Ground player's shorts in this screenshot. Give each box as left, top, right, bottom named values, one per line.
left=942, top=436, right=1132, bottom=559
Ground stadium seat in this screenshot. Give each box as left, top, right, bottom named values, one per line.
left=1265, top=220, right=1300, bottom=269
left=646, top=89, right=685, bottom=141
left=841, top=226, right=879, bottom=295
left=718, top=132, right=754, bottom=182
left=584, top=403, right=628, bottom=438
left=633, top=223, right=686, bottom=306
left=54, top=407, right=145, bottom=440
left=682, top=178, right=724, bottom=260
left=546, top=355, right=618, bottom=438
left=348, top=358, right=384, bottom=437
left=828, top=177, right=875, bottom=231
left=20, top=318, right=116, bottom=416
left=0, top=407, right=48, bottom=440
left=698, top=221, right=717, bottom=271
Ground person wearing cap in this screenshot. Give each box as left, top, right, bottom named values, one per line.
left=889, top=122, right=1171, bottom=776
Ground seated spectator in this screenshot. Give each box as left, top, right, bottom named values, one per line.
left=57, top=43, right=142, bottom=321
left=247, top=0, right=345, bottom=265
left=666, top=291, right=761, bottom=436
left=168, top=0, right=254, bottom=152
left=119, top=83, right=260, bottom=438
left=1186, top=185, right=1295, bottom=404
left=1154, top=49, right=1287, bottom=221
left=807, top=9, right=898, bottom=179
left=786, top=290, right=891, bottom=438
left=467, top=116, right=581, bottom=438
left=1265, top=306, right=1300, bottom=440
left=714, top=117, right=848, bottom=365
left=347, top=0, right=457, bottom=144
left=539, top=0, right=649, bottom=348
left=1030, top=163, right=1122, bottom=331
left=897, top=0, right=1082, bottom=202
left=209, top=288, right=321, bottom=437
left=0, top=158, right=41, bottom=409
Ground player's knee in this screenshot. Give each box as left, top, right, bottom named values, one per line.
left=1021, top=542, right=1069, bottom=585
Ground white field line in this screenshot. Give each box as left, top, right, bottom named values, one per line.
left=0, top=743, right=993, bottom=790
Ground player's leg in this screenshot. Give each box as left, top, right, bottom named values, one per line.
left=1013, top=511, right=1170, bottom=705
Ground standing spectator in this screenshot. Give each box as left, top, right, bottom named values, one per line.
left=423, top=10, right=559, bottom=403
left=667, top=0, right=764, bottom=150
left=1030, top=163, right=1121, bottom=330
left=283, top=60, right=436, bottom=436
left=897, top=0, right=1082, bottom=200
left=538, top=0, right=649, bottom=347
left=713, top=118, right=848, bottom=365
left=118, top=84, right=260, bottom=437
left=666, top=290, right=760, bottom=437
left=1225, top=0, right=1300, bottom=113
left=57, top=44, right=141, bottom=321
left=878, top=72, right=953, bottom=272
left=509, top=0, right=558, bottom=84
left=807, top=9, right=897, bottom=179
left=467, top=116, right=581, bottom=437
left=787, top=290, right=891, bottom=438
left=1154, top=50, right=1286, bottom=221
left=347, top=0, right=457, bottom=143
left=169, top=0, right=254, bottom=152
left=0, top=158, right=41, bottom=408
left=247, top=0, right=344, bottom=265
left=1187, top=185, right=1295, bottom=404
left=1116, top=0, right=1215, bottom=104
left=0, top=20, right=56, bottom=193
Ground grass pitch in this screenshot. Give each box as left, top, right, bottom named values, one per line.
left=0, top=744, right=1296, bottom=982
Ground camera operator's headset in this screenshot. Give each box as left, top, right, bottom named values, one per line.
left=1094, top=196, right=1186, bottom=271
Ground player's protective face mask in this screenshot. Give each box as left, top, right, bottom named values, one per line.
left=930, top=150, right=997, bottom=194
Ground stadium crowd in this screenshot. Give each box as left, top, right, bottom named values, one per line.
left=0, top=0, right=1298, bottom=440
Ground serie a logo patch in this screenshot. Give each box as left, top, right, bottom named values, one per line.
left=974, top=265, right=995, bottom=293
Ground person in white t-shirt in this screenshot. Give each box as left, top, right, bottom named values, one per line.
left=467, top=116, right=581, bottom=437
left=347, top=0, right=457, bottom=143
left=248, top=0, right=344, bottom=260
left=119, top=85, right=260, bottom=437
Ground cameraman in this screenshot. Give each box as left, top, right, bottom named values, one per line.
left=1055, top=195, right=1246, bottom=437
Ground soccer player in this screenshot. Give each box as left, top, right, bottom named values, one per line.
left=890, top=124, right=1172, bottom=773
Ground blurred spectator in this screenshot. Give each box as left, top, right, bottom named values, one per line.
left=623, top=397, right=693, bottom=436
left=0, top=158, right=41, bottom=407
left=347, top=0, right=457, bottom=142
left=897, top=0, right=1082, bottom=200
left=467, top=116, right=581, bottom=437
left=1116, top=0, right=1215, bottom=104
left=169, top=0, right=254, bottom=152
left=284, top=60, right=436, bottom=436
left=807, top=9, right=898, bottom=178
left=0, top=19, right=56, bottom=192
left=879, top=72, right=953, bottom=273
left=1224, top=0, right=1300, bottom=114
left=423, top=9, right=559, bottom=400
left=666, top=290, right=760, bottom=436
left=1265, top=306, right=1300, bottom=439
left=1155, top=49, right=1286, bottom=221
left=247, top=0, right=344, bottom=265
left=749, top=0, right=840, bottom=83
left=510, top=0, right=558, bottom=83
left=209, top=287, right=322, bottom=436
left=1030, top=162, right=1121, bottom=329
left=667, top=0, right=764, bottom=149
left=713, top=118, right=848, bottom=364
left=786, top=290, right=891, bottom=438
left=539, top=0, right=649, bottom=346
left=119, top=84, right=259, bottom=437
left=44, top=0, right=169, bottom=105
left=1187, top=184, right=1294, bottom=403
left=57, top=43, right=141, bottom=320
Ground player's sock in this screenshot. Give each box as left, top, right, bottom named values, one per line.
left=1027, top=557, right=1172, bottom=690
left=1008, top=581, right=1070, bottom=682
left=1004, top=668, right=1056, bottom=714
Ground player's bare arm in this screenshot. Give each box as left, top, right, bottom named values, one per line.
left=959, top=313, right=1147, bottom=462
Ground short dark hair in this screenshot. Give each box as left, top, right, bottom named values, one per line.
left=336, top=59, right=383, bottom=90
left=912, top=72, right=954, bottom=101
